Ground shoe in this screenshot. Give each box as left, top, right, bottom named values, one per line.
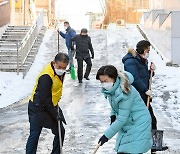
left=79, top=80, right=83, bottom=83
left=66, top=68, right=71, bottom=72
left=84, top=77, right=90, bottom=80
left=151, top=146, right=168, bottom=153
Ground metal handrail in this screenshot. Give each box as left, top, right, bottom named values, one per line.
left=16, top=9, right=44, bottom=73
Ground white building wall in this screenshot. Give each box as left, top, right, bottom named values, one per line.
left=149, top=0, right=180, bottom=10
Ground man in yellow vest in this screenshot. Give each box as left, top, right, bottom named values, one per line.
left=26, top=52, right=69, bottom=154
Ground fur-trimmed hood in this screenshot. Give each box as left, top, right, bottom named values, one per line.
left=127, top=48, right=137, bottom=57
left=122, top=48, right=137, bottom=64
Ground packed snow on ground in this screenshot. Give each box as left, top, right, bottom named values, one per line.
left=0, top=24, right=180, bottom=154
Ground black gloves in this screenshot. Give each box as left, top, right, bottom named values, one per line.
left=91, top=53, right=94, bottom=59
left=110, top=115, right=116, bottom=125
left=98, top=135, right=108, bottom=146
left=57, top=107, right=67, bottom=125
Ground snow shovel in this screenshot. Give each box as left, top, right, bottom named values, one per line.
left=93, top=142, right=101, bottom=154
left=147, top=68, right=164, bottom=152
left=57, top=106, right=63, bottom=154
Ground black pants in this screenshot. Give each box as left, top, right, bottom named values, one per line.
left=26, top=121, right=65, bottom=154
left=142, top=97, right=157, bottom=130
left=148, top=104, right=157, bottom=130
left=77, top=58, right=92, bottom=81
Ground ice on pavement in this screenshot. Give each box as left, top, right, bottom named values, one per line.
left=0, top=24, right=180, bottom=153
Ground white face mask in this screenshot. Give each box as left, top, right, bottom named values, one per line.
left=64, top=26, right=67, bottom=30
left=55, top=69, right=66, bottom=76
left=101, top=82, right=114, bottom=91
left=143, top=53, right=149, bottom=59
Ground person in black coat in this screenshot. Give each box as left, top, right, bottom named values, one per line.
left=70, top=28, right=94, bottom=83
left=122, top=40, right=157, bottom=130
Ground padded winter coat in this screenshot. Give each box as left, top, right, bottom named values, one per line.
left=102, top=72, right=152, bottom=153
left=122, top=49, right=152, bottom=103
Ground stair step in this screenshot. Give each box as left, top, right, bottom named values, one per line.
left=0, top=40, right=21, bottom=44
left=3, top=32, right=27, bottom=35
left=7, top=26, right=30, bottom=30
left=0, top=38, right=22, bottom=41
left=0, top=44, right=17, bottom=48
left=2, top=35, right=25, bottom=39
left=0, top=48, right=17, bottom=51
left=0, top=61, right=32, bottom=65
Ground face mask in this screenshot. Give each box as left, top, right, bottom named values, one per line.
left=101, top=82, right=114, bottom=91
left=64, top=26, right=67, bottom=30
left=55, top=69, right=66, bottom=76
left=143, top=53, right=149, bottom=59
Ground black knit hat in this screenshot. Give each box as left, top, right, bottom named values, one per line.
left=81, top=28, right=88, bottom=33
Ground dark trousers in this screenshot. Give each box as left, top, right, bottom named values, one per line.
left=148, top=104, right=157, bottom=130
left=26, top=121, right=65, bottom=154
left=142, top=96, right=157, bottom=130
left=77, top=58, right=92, bottom=81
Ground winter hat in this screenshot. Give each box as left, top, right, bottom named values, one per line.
left=81, top=28, right=88, bottom=34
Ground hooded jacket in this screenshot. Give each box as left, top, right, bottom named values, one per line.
left=122, top=49, right=151, bottom=103
left=102, top=72, right=152, bottom=153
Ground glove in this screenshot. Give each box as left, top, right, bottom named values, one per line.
left=110, top=115, right=116, bottom=125
left=91, top=54, right=94, bottom=59
left=145, top=90, right=152, bottom=97
left=57, top=107, right=67, bottom=125
left=98, top=135, right=108, bottom=146
left=150, top=62, right=156, bottom=71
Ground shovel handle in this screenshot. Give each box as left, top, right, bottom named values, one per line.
left=93, top=142, right=101, bottom=154
left=147, top=69, right=153, bottom=109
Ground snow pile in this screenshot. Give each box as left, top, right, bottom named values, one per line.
left=0, top=30, right=54, bottom=108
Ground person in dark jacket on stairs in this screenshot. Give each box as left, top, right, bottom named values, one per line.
left=70, top=28, right=94, bottom=83
left=26, top=53, right=69, bottom=154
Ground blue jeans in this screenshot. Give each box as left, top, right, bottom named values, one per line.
left=26, top=122, right=65, bottom=154
left=68, top=49, right=74, bottom=68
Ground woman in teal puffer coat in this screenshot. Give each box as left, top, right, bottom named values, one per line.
left=96, top=65, right=152, bottom=154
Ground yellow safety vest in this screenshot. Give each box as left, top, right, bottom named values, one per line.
left=30, top=63, right=64, bottom=106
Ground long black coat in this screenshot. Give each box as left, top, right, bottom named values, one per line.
left=70, top=34, right=94, bottom=59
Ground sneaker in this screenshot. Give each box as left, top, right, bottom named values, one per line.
left=84, top=77, right=90, bottom=80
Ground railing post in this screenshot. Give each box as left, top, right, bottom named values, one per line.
left=16, top=42, right=19, bottom=75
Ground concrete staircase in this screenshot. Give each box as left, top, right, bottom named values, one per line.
left=0, top=25, right=46, bottom=76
